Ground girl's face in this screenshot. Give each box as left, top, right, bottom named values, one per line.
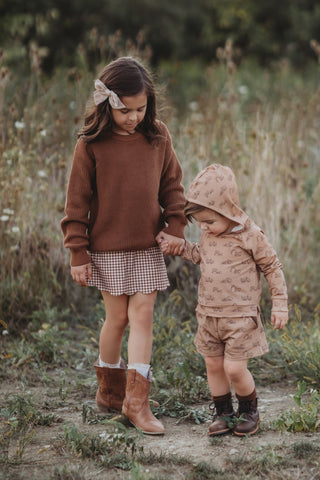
left=111, top=92, right=147, bottom=135
left=193, top=208, right=233, bottom=236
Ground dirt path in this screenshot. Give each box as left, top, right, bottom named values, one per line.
left=2, top=379, right=320, bottom=479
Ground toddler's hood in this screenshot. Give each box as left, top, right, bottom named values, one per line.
left=186, top=164, right=248, bottom=229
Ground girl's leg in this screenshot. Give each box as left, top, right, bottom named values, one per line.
left=127, top=291, right=157, bottom=364
left=122, top=291, right=164, bottom=435
left=205, top=355, right=231, bottom=397
left=223, top=358, right=255, bottom=396
left=100, top=291, right=129, bottom=364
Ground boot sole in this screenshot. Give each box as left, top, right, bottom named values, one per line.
left=96, top=403, right=122, bottom=413
left=233, top=421, right=260, bottom=436
left=125, top=418, right=164, bottom=435
left=208, top=428, right=232, bottom=437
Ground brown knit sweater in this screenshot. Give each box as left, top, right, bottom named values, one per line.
left=61, top=122, right=187, bottom=266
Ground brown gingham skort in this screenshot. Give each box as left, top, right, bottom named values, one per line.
left=195, top=311, right=269, bottom=360
left=87, top=246, right=170, bottom=295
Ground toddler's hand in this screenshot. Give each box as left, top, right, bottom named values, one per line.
left=271, top=311, right=288, bottom=330
left=156, top=231, right=185, bottom=256
left=71, top=263, right=92, bottom=287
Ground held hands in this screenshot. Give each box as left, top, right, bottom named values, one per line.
left=271, top=311, right=288, bottom=330
left=156, top=231, right=185, bottom=256
left=71, top=263, right=92, bottom=287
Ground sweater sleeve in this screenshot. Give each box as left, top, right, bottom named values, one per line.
left=182, top=240, right=201, bottom=265
left=158, top=124, right=187, bottom=238
left=247, top=228, right=288, bottom=313
left=60, top=138, right=95, bottom=266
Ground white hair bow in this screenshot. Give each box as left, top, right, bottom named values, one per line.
left=93, top=79, right=126, bottom=109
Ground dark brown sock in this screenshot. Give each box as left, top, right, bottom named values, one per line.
left=212, top=392, right=232, bottom=403
left=236, top=388, right=256, bottom=402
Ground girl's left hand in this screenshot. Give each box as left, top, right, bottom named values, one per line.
left=71, top=263, right=92, bottom=287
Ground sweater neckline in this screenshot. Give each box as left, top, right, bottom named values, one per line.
left=111, top=130, right=144, bottom=142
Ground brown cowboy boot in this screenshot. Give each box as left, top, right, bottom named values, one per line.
left=233, top=392, right=260, bottom=436
left=122, top=369, right=164, bottom=435
left=94, top=358, right=127, bottom=412
left=208, top=392, right=236, bottom=436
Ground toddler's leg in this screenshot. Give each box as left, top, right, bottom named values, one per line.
left=224, top=358, right=259, bottom=435
left=205, top=356, right=235, bottom=436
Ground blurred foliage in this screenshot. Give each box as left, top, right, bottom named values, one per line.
left=1, top=0, right=320, bottom=72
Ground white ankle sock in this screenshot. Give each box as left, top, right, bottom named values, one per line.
left=99, top=356, right=121, bottom=368
left=128, top=363, right=150, bottom=379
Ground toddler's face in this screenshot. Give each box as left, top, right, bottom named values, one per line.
left=193, top=208, right=232, bottom=236
left=111, top=92, right=147, bottom=135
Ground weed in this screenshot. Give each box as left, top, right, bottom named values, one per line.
left=0, top=394, right=56, bottom=463
left=290, top=440, right=320, bottom=459
left=186, top=461, right=223, bottom=480
left=275, top=381, right=320, bottom=432
left=62, top=421, right=141, bottom=464
left=51, top=465, right=87, bottom=480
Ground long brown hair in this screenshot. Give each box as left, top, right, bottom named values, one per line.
left=79, top=57, right=161, bottom=143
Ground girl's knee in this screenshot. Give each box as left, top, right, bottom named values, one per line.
left=105, top=311, right=128, bottom=331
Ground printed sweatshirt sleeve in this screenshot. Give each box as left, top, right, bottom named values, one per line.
left=158, top=124, right=187, bottom=238
left=182, top=240, right=201, bottom=265
left=247, top=227, right=288, bottom=313
left=60, top=138, right=95, bottom=266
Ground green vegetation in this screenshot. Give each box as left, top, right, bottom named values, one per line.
left=1, top=0, right=320, bottom=71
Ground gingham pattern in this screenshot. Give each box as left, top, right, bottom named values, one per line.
left=87, top=247, right=170, bottom=295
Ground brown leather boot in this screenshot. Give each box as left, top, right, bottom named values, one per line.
left=233, top=395, right=260, bottom=436
left=122, top=369, right=164, bottom=435
left=208, top=392, right=235, bottom=436
left=94, top=358, right=127, bottom=412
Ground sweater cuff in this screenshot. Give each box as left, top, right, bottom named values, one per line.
left=162, top=218, right=186, bottom=239
left=271, top=298, right=288, bottom=313
left=70, top=249, right=91, bottom=267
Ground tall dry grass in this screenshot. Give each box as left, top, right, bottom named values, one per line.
left=1, top=40, right=319, bottom=328
left=171, top=44, right=320, bottom=308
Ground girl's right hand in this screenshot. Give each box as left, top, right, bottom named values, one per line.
left=71, top=263, right=92, bottom=287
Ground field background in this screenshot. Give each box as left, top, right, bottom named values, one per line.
left=1, top=1, right=320, bottom=479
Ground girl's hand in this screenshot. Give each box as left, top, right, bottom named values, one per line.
left=71, top=263, right=92, bottom=287
left=271, top=311, right=288, bottom=330
left=159, top=240, right=170, bottom=255
left=156, top=231, right=185, bottom=256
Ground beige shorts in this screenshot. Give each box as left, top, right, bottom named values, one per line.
left=195, top=312, right=269, bottom=360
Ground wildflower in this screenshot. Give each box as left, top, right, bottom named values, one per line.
left=15, top=121, right=25, bottom=129
left=40, top=129, right=47, bottom=137
left=11, top=226, right=20, bottom=234
left=37, top=170, right=48, bottom=178
left=0, top=215, right=9, bottom=221
left=3, top=208, right=14, bottom=215
left=189, top=101, right=199, bottom=112
left=238, top=85, right=249, bottom=95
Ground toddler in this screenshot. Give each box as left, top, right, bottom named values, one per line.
left=159, top=164, right=288, bottom=436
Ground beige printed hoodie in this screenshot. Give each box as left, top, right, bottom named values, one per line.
left=183, top=164, right=288, bottom=316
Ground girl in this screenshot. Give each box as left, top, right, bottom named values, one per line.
left=61, top=57, right=186, bottom=435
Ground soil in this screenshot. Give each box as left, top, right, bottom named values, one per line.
left=2, top=378, right=320, bottom=480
